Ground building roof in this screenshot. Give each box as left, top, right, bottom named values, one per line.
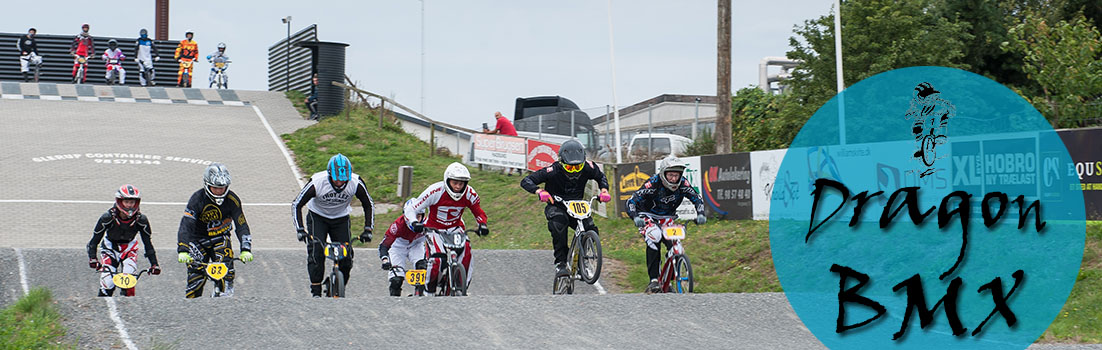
left=591, top=94, right=718, bottom=124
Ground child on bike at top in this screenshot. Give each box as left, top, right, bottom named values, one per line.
left=520, top=139, right=611, bottom=278
left=87, top=185, right=160, bottom=296
left=291, top=154, right=375, bottom=298
left=626, top=155, right=706, bottom=293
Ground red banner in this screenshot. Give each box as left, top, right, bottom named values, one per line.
left=527, top=140, right=561, bottom=171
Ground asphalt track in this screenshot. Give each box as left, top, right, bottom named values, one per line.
left=1, top=87, right=1098, bottom=349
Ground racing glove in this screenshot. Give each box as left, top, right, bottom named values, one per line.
left=360, top=228, right=373, bottom=243
left=598, top=190, right=611, bottom=203
left=477, top=223, right=489, bottom=237
left=536, top=189, right=552, bottom=203
left=240, top=251, right=254, bottom=263
left=178, top=252, right=193, bottom=264
left=695, top=214, right=707, bottom=225
left=410, top=220, right=424, bottom=233
left=381, top=256, right=392, bottom=271
left=296, top=229, right=309, bottom=242
left=89, top=258, right=101, bottom=270
left=634, top=217, right=646, bottom=228
left=149, top=265, right=161, bottom=275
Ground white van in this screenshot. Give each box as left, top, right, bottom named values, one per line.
left=627, top=133, right=693, bottom=158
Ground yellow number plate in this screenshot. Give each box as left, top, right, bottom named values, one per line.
left=112, top=273, right=138, bottom=289
left=566, top=201, right=591, bottom=217
left=663, top=226, right=686, bottom=240
left=405, top=269, right=427, bottom=286
left=206, top=263, right=228, bottom=280
left=215, top=62, right=225, bottom=68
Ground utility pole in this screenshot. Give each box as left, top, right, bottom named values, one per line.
left=715, top=0, right=732, bottom=154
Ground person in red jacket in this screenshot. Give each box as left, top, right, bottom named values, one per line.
left=70, top=23, right=95, bottom=83
left=484, top=111, right=518, bottom=136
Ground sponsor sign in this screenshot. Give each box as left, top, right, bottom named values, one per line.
left=615, top=161, right=655, bottom=218
left=526, top=140, right=560, bottom=171
left=1056, top=128, right=1102, bottom=219
left=700, top=153, right=752, bottom=219
left=472, top=134, right=526, bottom=169
left=751, top=149, right=787, bottom=220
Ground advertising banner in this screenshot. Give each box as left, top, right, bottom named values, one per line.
left=526, top=139, right=560, bottom=171
left=472, top=134, right=526, bottom=169
left=751, top=149, right=787, bottom=220
left=615, top=161, right=655, bottom=218
left=1057, top=128, right=1102, bottom=219
left=700, top=153, right=753, bottom=219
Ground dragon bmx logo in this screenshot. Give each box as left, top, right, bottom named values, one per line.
left=906, top=82, right=955, bottom=178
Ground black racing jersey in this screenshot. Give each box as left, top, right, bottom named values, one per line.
left=177, top=189, right=252, bottom=253
left=520, top=160, right=609, bottom=201
left=17, top=34, right=38, bottom=55
left=626, top=174, right=705, bottom=218
left=87, top=209, right=158, bottom=264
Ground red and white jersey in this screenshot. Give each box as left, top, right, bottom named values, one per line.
left=404, top=181, right=487, bottom=230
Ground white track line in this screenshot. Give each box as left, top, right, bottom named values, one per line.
left=14, top=248, right=29, bottom=295
left=252, top=105, right=306, bottom=188
left=104, top=298, right=139, bottom=350
left=0, top=199, right=287, bottom=206
left=594, top=280, right=607, bottom=295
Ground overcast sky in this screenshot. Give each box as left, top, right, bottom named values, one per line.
left=3, top=1, right=832, bottom=128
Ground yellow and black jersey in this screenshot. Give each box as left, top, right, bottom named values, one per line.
left=177, top=189, right=252, bottom=253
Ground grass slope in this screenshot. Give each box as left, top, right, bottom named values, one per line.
left=0, top=288, right=72, bottom=350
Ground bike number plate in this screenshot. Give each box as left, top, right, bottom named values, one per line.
left=405, top=269, right=427, bottom=286
left=215, top=62, right=225, bottom=68
left=205, top=263, right=228, bottom=280
left=663, top=226, right=686, bottom=240
left=566, top=201, right=591, bottom=217
left=324, top=244, right=349, bottom=259
left=112, top=273, right=138, bottom=289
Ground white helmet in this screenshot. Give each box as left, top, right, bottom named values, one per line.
left=658, top=155, right=686, bottom=191
left=443, top=162, right=470, bottom=200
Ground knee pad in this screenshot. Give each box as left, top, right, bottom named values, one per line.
left=415, top=259, right=428, bottom=270
left=548, top=220, right=567, bottom=235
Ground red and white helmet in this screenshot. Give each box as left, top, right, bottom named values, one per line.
left=114, top=184, right=141, bottom=219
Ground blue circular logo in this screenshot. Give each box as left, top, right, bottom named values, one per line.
left=769, top=66, right=1085, bottom=349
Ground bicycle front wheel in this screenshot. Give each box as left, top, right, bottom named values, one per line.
left=672, top=254, right=694, bottom=293
left=579, top=231, right=603, bottom=284
left=330, top=268, right=345, bottom=298
left=449, top=264, right=466, bottom=296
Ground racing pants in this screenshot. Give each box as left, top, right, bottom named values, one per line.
left=71, top=55, right=89, bottom=83
left=425, top=228, right=472, bottom=294
left=545, top=204, right=598, bottom=265
left=98, top=238, right=140, bottom=297
left=19, top=53, right=41, bottom=73
left=640, top=221, right=674, bottom=280
left=137, top=59, right=155, bottom=86
left=306, top=212, right=354, bottom=293
left=177, top=58, right=195, bottom=86
left=184, top=235, right=236, bottom=298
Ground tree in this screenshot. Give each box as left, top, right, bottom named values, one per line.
left=1004, top=11, right=1102, bottom=127
left=786, top=0, right=972, bottom=109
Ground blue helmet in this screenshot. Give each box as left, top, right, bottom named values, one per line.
left=327, top=154, right=352, bottom=183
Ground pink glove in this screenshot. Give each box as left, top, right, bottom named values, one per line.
left=537, top=190, right=552, bottom=203
left=598, top=191, right=611, bottom=203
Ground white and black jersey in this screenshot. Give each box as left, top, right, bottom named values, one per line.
left=292, top=171, right=374, bottom=231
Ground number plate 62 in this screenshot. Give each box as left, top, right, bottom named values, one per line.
left=206, top=263, right=228, bottom=280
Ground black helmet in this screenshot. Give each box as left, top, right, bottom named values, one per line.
left=558, top=139, right=585, bottom=166
left=185, top=31, right=194, bottom=39
left=108, top=39, right=118, bottom=48
left=140, top=28, right=148, bottom=38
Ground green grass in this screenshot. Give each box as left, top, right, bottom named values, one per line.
left=282, top=94, right=1100, bottom=342
left=1041, top=221, right=1102, bottom=343
left=0, top=287, right=72, bottom=350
